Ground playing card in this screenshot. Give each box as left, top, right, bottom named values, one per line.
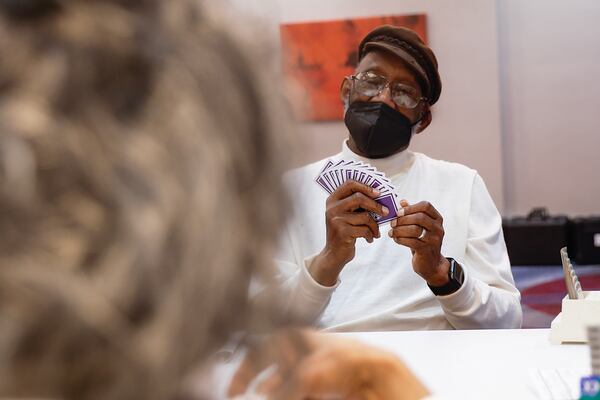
left=315, top=160, right=334, bottom=193
left=371, top=193, right=400, bottom=224
left=315, top=159, right=400, bottom=225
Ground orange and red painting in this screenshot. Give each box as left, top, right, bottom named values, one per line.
left=280, top=14, right=427, bottom=121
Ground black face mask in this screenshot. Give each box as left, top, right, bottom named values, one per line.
left=344, top=101, right=417, bottom=159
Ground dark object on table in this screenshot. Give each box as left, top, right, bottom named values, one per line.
left=568, top=217, right=600, bottom=265
left=503, top=208, right=569, bottom=266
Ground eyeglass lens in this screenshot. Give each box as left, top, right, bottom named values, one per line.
left=352, top=72, right=421, bottom=109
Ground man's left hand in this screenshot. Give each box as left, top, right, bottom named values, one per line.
left=388, top=200, right=450, bottom=286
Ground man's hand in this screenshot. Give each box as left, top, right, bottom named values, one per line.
left=310, top=180, right=389, bottom=287
left=388, top=200, right=450, bottom=286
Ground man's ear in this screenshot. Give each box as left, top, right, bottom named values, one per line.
left=415, top=107, right=432, bottom=134
left=340, top=77, right=351, bottom=107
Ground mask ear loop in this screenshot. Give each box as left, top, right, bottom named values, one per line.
left=411, top=121, right=420, bottom=135
left=411, top=104, right=430, bottom=134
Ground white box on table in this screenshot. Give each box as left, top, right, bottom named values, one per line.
left=550, top=291, right=600, bottom=344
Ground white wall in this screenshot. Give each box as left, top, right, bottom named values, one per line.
left=230, top=0, right=506, bottom=210
left=497, top=0, right=600, bottom=216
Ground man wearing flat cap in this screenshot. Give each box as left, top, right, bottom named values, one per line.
left=276, top=26, right=521, bottom=331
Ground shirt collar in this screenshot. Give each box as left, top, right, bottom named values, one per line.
left=340, top=140, right=415, bottom=177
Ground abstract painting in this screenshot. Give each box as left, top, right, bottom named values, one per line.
left=280, top=14, right=427, bottom=121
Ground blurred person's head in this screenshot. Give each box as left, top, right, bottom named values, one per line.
left=340, top=25, right=441, bottom=159
left=0, top=0, right=290, bottom=398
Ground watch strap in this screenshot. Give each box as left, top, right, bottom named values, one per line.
left=428, top=258, right=464, bottom=296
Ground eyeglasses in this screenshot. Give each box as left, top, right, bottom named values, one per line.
left=347, top=71, right=427, bottom=109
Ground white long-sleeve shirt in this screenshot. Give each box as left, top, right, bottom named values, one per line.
left=276, top=141, right=522, bottom=331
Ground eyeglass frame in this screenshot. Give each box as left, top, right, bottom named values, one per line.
left=344, top=71, right=428, bottom=110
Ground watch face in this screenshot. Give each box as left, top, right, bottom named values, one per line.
left=449, top=259, right=464, bottom=285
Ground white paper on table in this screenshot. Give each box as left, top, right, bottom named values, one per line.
left=529, top=368, right=589, bottom=400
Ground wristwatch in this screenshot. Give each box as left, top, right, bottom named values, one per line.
left=428, top=257, right=464, bottom=296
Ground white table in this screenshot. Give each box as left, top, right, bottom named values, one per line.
left=340, top=329, right=591, bottom=400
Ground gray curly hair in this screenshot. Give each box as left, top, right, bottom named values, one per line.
left=0, top=0, right=292, bottom=398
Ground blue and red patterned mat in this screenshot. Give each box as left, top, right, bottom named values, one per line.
left=513, top=265, right=600, bottom=328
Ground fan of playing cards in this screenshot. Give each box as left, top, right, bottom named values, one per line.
left=315, top=159, right=400, bottom=225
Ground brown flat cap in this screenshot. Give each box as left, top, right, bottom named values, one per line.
left=358, top=25, right=442, bottom=105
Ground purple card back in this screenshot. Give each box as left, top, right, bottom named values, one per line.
left=371, top=193, right=400, bottom=225
left=317, top=177, right=332, bottom=194
left=315, top=160, right=335, bottom=194
left=315, top=160, right=398, bottom=210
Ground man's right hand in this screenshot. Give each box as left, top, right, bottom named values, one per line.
left=309, top=180, right=388, bottom=286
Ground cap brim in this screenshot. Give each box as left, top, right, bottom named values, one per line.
left=363, top=41, right=430, bottom=90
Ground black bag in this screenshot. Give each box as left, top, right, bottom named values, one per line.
left=568, top=217, right=600, bottom=265
left=502, top=208, right=569, bottom=265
